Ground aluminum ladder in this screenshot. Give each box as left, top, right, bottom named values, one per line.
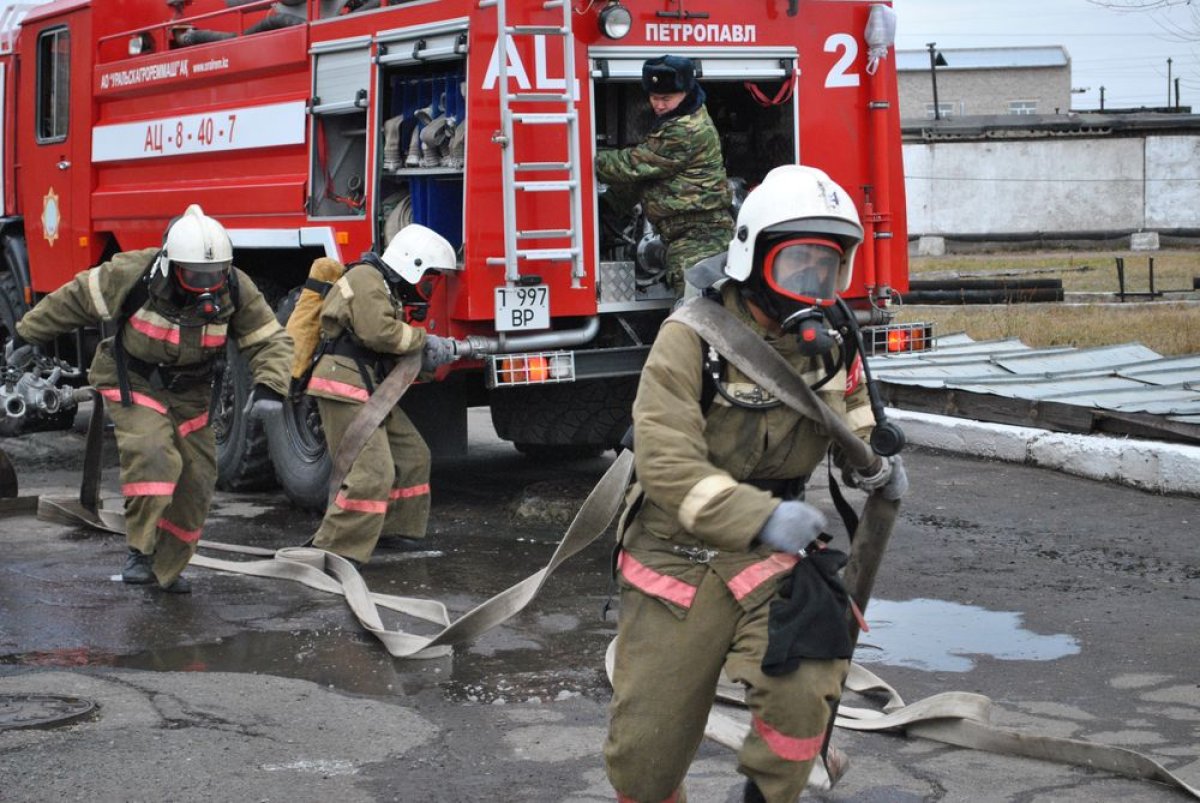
left=482, top=0, right=585, bottom=289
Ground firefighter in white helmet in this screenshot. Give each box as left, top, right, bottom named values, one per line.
left=305, top=224, right=462, bottom=565
left=14, top=204, right=293, bottom=593
left=603, top=165, right=907, bottom=802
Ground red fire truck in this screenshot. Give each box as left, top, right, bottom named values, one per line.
left=0, top=0, right=915, bottom=509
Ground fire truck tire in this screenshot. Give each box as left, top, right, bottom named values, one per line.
left=265, top=287, right=330, bottom=511
left=213, top=277, right=287, bottom=491
left=214, top=340, right=277, bottom=491
left=0, top=269, right=27, bottom=436
left=489, top=377, right=635, bottom=458
left=0, top=270, right=24, bottom=355
left=267, top=392, right=330, bottom=511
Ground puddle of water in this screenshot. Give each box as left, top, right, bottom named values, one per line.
left=857, top=598, right=1080, bottom=672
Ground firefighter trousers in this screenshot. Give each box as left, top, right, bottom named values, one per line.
left=104, top=385, right=216, bottom=588
left=604, top=566, right=848, bottom=803
left=312, top=397, right=431, bottom=564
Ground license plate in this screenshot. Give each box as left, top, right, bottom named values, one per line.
left=494, top=285, right=550, bottom=332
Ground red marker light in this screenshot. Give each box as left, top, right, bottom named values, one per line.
left=887, top=329, right=910, bottom=353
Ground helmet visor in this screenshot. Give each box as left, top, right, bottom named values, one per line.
left=763, top=238, right=842, bottom=306
left=174, top=261, right=230, bottom=293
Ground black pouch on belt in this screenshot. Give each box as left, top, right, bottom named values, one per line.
left=761, top=548, right=855, bottom=676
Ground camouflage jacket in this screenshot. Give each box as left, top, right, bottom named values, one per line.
left=594, top=104, right=731, bottom=233
left=16, top=247, right=291, bottom=397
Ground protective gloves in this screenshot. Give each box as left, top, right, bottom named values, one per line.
left=851, top=454, right=909, bottom=501
left=4, top=337, right=38, bottom=370
left=243, top=384, right=285, bottom=420
left=756, top=500, right=828, bottom=555
left=421, top=335, right=460, bottom=372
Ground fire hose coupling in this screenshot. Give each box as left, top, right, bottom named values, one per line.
left=0, top=368, right=80, bottom=420
left=455, top=335, right=491, bottom=358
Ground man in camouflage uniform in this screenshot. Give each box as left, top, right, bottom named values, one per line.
left=306, top=224, right=461, bottom=566
left=604, top=166, right=908, bottom=802
left=595, top=55, right=733, bottom=296
left=14, top=205, right=292, bottom=593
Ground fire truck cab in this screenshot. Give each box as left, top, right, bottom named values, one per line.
left=0, top=0, right=912, bottom=510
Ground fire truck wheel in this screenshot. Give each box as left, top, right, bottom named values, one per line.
left=488, top=377, right=635, bottom=458
left=0, top=270, right=24, bottom=357
left=266, top=287, right=330, bottom=511
left=214, top=340, right=278, bottom=491
left=513, top=443, right=605, bottom=460
left=0, top=269, right=27, bottom=436
left=267, top=392, right=330, bottom=512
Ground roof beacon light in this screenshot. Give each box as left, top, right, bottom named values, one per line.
left=599, top=1, right=633, bottom=40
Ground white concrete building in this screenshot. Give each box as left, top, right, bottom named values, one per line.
left=897, top=46, right=1072, bottom=121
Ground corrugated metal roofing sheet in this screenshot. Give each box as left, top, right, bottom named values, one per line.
left=868, top=334, right=1200, bottom=429
left=896, top=46, right=1070, bottom=72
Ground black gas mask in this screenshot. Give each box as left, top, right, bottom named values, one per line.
left=171, top=260, right=230, bottom=324
left=747, top=237, right=844, bottom=357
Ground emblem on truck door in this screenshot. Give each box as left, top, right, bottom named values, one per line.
left=42, top=188, right=60, bottom=247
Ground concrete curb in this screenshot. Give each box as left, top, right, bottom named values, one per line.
left=889, top=409, right=1200, bottom=497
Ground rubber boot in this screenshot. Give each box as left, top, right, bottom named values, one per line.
left=122, top=549, right=155, bottom=585
left=743, top=779, right=766, bottom=803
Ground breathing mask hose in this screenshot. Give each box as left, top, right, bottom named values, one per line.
left=836, top=298, right=905, bottom=457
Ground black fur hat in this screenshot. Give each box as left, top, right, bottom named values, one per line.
left=641, top=55, right=696, bottom=94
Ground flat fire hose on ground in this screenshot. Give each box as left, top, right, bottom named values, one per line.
left=18, top=362, right=638, bottom=660
left=9, top=343, right=1198, bottom=798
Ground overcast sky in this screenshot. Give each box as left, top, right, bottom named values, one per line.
left=892, top=0, right=1200, bottom=111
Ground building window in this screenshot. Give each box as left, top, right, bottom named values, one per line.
left=924, top=102, right=954, bottom=120
left=1009, top=100, right=1038, bottom=115
left=36, top=27, right=70, bottom=143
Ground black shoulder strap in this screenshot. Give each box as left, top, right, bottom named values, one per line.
left=112, top=258, right=157, bottom=407
left=228, top=264, right=241, bottom=308
left=699, top=338, right=718, bottom=414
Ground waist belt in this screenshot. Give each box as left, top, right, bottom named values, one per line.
left=746, top=476, right=806, bottom=501
left=125, top=355, right=216, bottom=392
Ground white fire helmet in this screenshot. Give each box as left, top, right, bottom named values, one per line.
left=380, top=223, right=457, bottom=285
left=154, top=204, right=234, bottom=293
left=724, top=165, right=863, bottom=294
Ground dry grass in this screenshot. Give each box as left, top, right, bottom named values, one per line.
left=909, top=249, right=1200, bottom=294
left=898, top=248, right=1200, bottom=356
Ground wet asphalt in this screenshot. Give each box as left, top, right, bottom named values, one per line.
left=0, top=407, right=1197, bottom=802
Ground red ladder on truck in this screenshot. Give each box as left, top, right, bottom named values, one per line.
left=482, top=0, right=585, bottom=289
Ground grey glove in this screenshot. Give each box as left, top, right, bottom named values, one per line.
left=852, top=455, right=909, bottom=501
left=243, top=384, right=284, bottom=420
left=4, top=339, right=38, bottom=369
left=421, top=335, right=460, bottom=372
left=756, top=500, right=828, bottom=555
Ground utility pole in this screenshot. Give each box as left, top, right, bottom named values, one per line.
left=927, top=42, right=944, bottom=120
left=1100, top=85, right=1105, bottom=111
left=1167, top=57, right=1173, bottom=107
left=1175, top=77, right=1181, bottom=109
